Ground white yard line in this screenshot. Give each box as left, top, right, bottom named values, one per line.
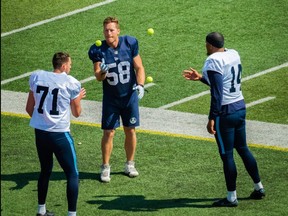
left=1, top=71, right=38, bottom=85
left=159, top=62, right=288, bottom=109
left=246, top=96, right=276, bottom=108
left=1, top=0, right=116, bottom=38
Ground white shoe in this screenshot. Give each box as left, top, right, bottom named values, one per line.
left=124, top=161, right=139, bottom=177
left=100, top=164, right=111, bottom=182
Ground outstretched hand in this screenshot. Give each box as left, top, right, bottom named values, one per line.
left=182, top=68, right=202, bottom=81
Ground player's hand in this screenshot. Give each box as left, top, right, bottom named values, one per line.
left=183, top=68, right=202, bottom=81
left=100, top=62, right=109, bottom=74
left=134, top=84, right=145, bottom=99
left=207, top=119, right=216, bottom=135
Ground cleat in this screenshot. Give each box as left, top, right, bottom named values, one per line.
left=124, top=161, right=139, bottom=177
left=100, top=164, right=111, bottom=183
left=212, top=198, right=238, bottom=207
left=250, top=188, right=265, bottom=199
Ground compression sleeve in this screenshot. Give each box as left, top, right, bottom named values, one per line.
left=207, top=70, right=223, bottom=120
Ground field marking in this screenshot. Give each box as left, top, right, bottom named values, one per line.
left=246, top=96, right=276, bottom=108
left=159, top=62, right=288, bottom=109
left=1, top=0, right=117, bottom=38
left=2, top=111, right=287, bottom=152
left=1, top=70, right=38, bottom=85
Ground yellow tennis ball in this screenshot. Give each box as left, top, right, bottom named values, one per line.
left=95, top=40, right=102, bottom=47
left=147, top=28, right=154, bottom=36
left=146, top=76, right=153, bottom=83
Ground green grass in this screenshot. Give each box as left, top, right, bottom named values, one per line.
left=1, top=114, right=288, bottom=215
left=1, top=0, right=288, bottom=125
left=1, top=0, right=288, bottom=215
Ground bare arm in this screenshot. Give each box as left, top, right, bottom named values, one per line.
left=133, top=54, right=145, bottom=86
left=25, top=90, right=35, bottom=117
left=70, top=88, right=86, bottom=118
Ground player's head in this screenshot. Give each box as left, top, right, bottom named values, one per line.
left=103, top=16, right=120, bottom=48
left=52, top=52, right=72, bottom=73
left=205, top=32, right=224, bottom=55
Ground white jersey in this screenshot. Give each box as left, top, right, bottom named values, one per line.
left=29, top=70, right=81, bottom=132
left=202, top=49, right=244, bottom=105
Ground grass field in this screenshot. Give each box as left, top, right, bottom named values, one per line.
left=1, top=0, right=288, bottom=215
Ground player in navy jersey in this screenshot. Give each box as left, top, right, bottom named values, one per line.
left=183, top=32, right=265, bottom=207
left=88, top=17, right=145, bottom=182
left=26, top=52, right=86, bottom=216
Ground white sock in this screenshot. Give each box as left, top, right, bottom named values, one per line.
left=68, top=211, right=76, bottom=216
left=38, top=204, right=46, bottom=214
left=227, top=190, right=237, bottom=202
left=254, top=181, right=263, bottom=191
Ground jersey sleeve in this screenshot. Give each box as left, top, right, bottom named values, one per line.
left=67, top=76, right=81, bottom=100
left=29, top=72, right=38, bottom=91
left=88, top=44, right=103, bottom=63
left=203, top=58, right=223, bottom=75
left=125, top=36, right=139, bottom=58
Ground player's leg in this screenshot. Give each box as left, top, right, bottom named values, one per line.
left=52, top=132, right=79, bottom=215
left=35, top=129, right=54, bottom=214
left=213, top=115, right=238, bottom=207
left=100, top=96, right=120, bottom=182
left=234, top=109, right=265, bottom=199
left=121, top=92, right=139, bottom=177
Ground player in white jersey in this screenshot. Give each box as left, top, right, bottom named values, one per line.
left=26, top=52, right=86, bottom=216
left=183, top=32, right=265, bottom=207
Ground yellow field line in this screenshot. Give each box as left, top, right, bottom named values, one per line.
left=2, top=111, right=287, bottom=152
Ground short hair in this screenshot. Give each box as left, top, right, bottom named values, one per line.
left=103, top=16, right=120, bottom=29
left=206, top=32, right=224, bottom=48
left=52, top=52, right=70, bottom=69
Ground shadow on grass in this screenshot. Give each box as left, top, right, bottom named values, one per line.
left=87, top=195, right=217, bottom=210
left=1, top=171, right=100, bottom=190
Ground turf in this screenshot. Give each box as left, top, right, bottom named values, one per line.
left=1, top=115, right=288, bottom=215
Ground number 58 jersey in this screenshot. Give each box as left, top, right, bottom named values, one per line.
left=88, top=35, right=139, bottom=98
left=29, top=70, right=81, bottom=132
left=202, top=49, right=244, bottom=105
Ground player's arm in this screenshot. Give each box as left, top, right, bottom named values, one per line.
left=133, top=54, right=145, bottom=86
left=94, top=62, right=108, bottom=81
left=25, top=90, right=35, bottom=117
left=70, top=88, right=86, bottom=118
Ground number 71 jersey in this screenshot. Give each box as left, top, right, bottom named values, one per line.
left=202, top=49, right=244, bottom=105
left=29, top=70, right=81, bottom=132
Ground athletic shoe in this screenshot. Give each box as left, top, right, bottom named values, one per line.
left=36, top=210, right=55, bottom=216
left=250, top=188, right=265, bottom=199
left=100, top=164, right=111, bottom=183
left=124, top=161, right=139, bottom=177
left=212, top=198, right=238, bottom=207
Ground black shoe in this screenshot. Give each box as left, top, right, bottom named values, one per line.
left=36, top=210, right=55, bottom=216
left=212, top=198, right=238, bottom=207
left=250, top=188, right=265, bottom=199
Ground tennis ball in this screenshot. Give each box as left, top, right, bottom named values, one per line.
left=95, top=40, right=102, bottom=47
left=147, top=28, right=154, bottom=36
left=146, top=76, right=153, bottom=83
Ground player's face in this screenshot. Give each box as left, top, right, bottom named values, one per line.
left=103, top=22, right=120, bottom=48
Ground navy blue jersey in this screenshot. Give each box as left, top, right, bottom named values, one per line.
left=88, top=35, right=139, bottom=98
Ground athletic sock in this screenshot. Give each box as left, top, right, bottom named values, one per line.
left=227, top=190, right=237, bottom=202
left=68, top=211, right=76, bottom=216
left=38, top=204, right=46, bottom=215
left=254, top=181, right=263, bottom=191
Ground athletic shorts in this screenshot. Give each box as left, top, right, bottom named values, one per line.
left=101, top=91, right=140, bottom=129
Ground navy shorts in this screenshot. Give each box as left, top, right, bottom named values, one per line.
left=101, top=91, right=140, bottom=129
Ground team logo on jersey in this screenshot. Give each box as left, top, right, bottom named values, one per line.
left=130, top=117, right=137, bottom=124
